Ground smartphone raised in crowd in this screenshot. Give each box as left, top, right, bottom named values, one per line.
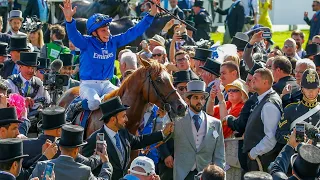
left=262, top=31, right=272, bottom=39
left=96, top=133, right=105, bottom=153
left=295, top=123, right=305, bottom=142
left=43, top=162, right=54, bottom=180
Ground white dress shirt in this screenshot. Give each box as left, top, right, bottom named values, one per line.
left=249, top=88, right=281, bottom=159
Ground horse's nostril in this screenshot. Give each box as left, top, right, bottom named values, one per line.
left=177, top=104, right=187, bottom=112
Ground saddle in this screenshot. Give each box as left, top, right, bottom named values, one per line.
left=67, top=96, right=92, bottom=129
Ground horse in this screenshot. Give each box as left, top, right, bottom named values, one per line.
left=58, top=59, right=187, bottom=138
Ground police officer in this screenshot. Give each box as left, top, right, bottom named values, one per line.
left=276, top=69, right=320, bottom=145
left=192, top=0, right=211, bottom=41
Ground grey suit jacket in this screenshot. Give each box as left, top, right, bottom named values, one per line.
left=29, top=155, right=112, bottom=180
left=173, top=111, right=225, bottom=180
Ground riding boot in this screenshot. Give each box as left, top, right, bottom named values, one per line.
left=66, top=101, right=84, bottom=122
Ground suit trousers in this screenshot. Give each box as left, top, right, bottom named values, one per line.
left=80, top=80, right=118, bottom=110
left=185, top=170, right=198, bottom=180
left=223, top=26, right=232, bottom=44
left=158, top=161, right=173, bottom=180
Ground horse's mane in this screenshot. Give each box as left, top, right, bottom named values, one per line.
left=103, top=61, right=166, bottom=101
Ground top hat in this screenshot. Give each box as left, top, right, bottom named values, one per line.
left=56, top=125, right=87, bottom=148
left=231, top=32, right=249, bottom=51
left=60, top=54, right=75, bottom=67
left=99, top=96, right=130, bottom=121
left=193, top=0, right=204, bottom=8
left=225, top=79, right=249, bottom=99
left=37, top=57, right=50, bottom=70
left=8, top=36, right=30, bottom=52
left=17, top=52, right=39, bottom=67
left=173, top=70, right=199, bottom=86
left=0, top=42, right=8, bottom=57
left=305, top=44, right=320, bottom=58
left=200, top=58, right=221, bottom=77
left=0, top=107, right=22, bottom=126
left=291, top=144, right=320, bottom=179
left=248, top=61, right=265, bottom=75
left=8, top=10, right=24, bottom=21
left=300, top=69, right=320, bottom=89
left=149, top=35, right=165, bottom=47
left=184, top=80, right=209, bottom=98
left=0, top=138, right=28, bottom=162
left=314, top=54, right=320, bottom=67
left=193, top=48, right=213, bottom=62
left=244, top=171, right=273, bottom=180
left=37, top=106, right=67, bottom=130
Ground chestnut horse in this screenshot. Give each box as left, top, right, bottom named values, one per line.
left=58, top=60, right=187, bottom=138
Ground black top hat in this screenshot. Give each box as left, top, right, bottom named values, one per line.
left=0, top=107, right=22, bottom=126
left=60, top=54, right=75, bottom=67
left=231, top=32, right=249, bottom=51
left=37, top=107, right=67, bottom=130
left=193, top=48, right=213, bottom=62
left=193, top=0, right=204, bottom=8
left=291, top=144, right=320, bottom=179
left=8, top=36, right=30, bottom=52
left=99, top=96, right=130, bottom=121
left=17, top=52, right=39, bottom=67
left=0, top=42, right=8, bottom=56
left=305, top=44, right=320, bottom=58
left=301, top=69, right=319, bottom=89
left=0, top=138, right=29, bottom=162
left=56, top=125, right=87, bottom=148
left=248, top=61, right=265, bottom=75
left=314, top=54, right=320, bottom=67
left=37, top=57, right=50, bottom=70
left=200, top=58, right=221, bottom=77
left=244, top=171, right=273, bottom=180
left=173, top=70, right=199, bottom=86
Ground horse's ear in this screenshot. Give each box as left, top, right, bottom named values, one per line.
left=140, top=58, right=151, bottom=68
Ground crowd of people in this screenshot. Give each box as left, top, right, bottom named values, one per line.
left=0, top=0, right=319, bottom=180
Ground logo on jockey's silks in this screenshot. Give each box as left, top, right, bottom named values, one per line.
left=93, top=49, right=114, bottom=59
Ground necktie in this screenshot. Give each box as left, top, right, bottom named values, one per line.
left=193, top=114, right=201, bottom=132
left=23, top=81, right=29, bottom=97
left=114, top=133, right=124, bottom=157
left=12, top=64, right=18, bottom=75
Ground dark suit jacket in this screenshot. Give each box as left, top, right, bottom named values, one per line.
left=23, top=134, right=102, bottom=170
left=0, top=59, right=15, bottom=79
left=272, top=76, right=300, bottom=95
left=23, top=0, right=48, bottom=20
left=215, top=1, right=245, bottom=38
left=304, top=12, right=320, bottom=41
left=0, top=33, right=11, bottom=44
left=0, top=172, right=15, bottom=180
left=82, top=127, right=164, bottom=180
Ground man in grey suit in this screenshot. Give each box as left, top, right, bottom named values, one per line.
left=30, top=124, right=113, bottom=180
left=174, top=80, right=225, bottom=180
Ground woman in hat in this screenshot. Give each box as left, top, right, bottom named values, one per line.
left=27, top=25, right=44, bottom=53
left=208, top=79, right=248, bottom=138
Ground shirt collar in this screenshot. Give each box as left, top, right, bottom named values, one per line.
left=19, top=73, right=32, bottom=84
left=257, top=88, right=273, bottom=103
left=188, top=108, right=205, bottom=120
left=104, top=124, right=117, bottom=138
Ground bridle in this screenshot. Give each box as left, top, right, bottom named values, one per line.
left=146, top=71, right=177, bottom=114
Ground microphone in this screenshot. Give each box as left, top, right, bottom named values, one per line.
left=50, top=59, right=63, bottom=73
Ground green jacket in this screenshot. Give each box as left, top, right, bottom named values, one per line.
left=45, top=42, right=71, bottom=62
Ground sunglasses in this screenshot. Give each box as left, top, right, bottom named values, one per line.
left=284, top=44, right=294, bottom=48
left=227, top=89, right=240, bottom=93
left=177, top=86, right=187, bottom=91
left=152, top=53, right=163, bottom=57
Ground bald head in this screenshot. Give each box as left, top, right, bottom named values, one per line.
left=283, top=38, right=297, bottom=58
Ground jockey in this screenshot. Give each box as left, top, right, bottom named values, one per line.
left=59, top=0, right=159, bottom=119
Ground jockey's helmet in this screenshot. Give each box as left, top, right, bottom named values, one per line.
left=86, top=14, right=112, bottom=35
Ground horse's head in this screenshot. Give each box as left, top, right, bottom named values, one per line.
left=140, top=59, right=187, bottom=118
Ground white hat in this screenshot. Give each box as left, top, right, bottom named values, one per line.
left=129, top=156, right=156, bottom=176
left=8, top=10, right=24, bottom=21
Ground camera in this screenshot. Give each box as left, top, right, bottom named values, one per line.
left=43, top=73, right=69, bottom=87
left=181, top=34, right=188, bottom=40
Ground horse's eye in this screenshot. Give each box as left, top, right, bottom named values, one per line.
left=156, top=78, right=162, bottom=83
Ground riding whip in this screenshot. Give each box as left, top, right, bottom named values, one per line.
left=146, top=0, right=197, bottom=32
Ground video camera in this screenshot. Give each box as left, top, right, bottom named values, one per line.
left=43, top=73, right=68, bottom=87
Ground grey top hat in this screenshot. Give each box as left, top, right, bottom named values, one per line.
left=244, top=171, right=273, bottom=180
left=184, top=80, right=209, bottom=98
left=9, top=10, right=24, bottom=21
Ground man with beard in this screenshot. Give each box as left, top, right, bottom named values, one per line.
left=7, top=10, right=26, bottom=36
left=291, top=30, right=306, bottom=58
left=174, top=80, right=225, bottom=180
left=81, top=96, right=174, bottom=180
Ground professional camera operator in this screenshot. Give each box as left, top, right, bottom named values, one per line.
left=59, top=54, right=79, bottom=91
left=4, top=52, right=50, bottom=111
